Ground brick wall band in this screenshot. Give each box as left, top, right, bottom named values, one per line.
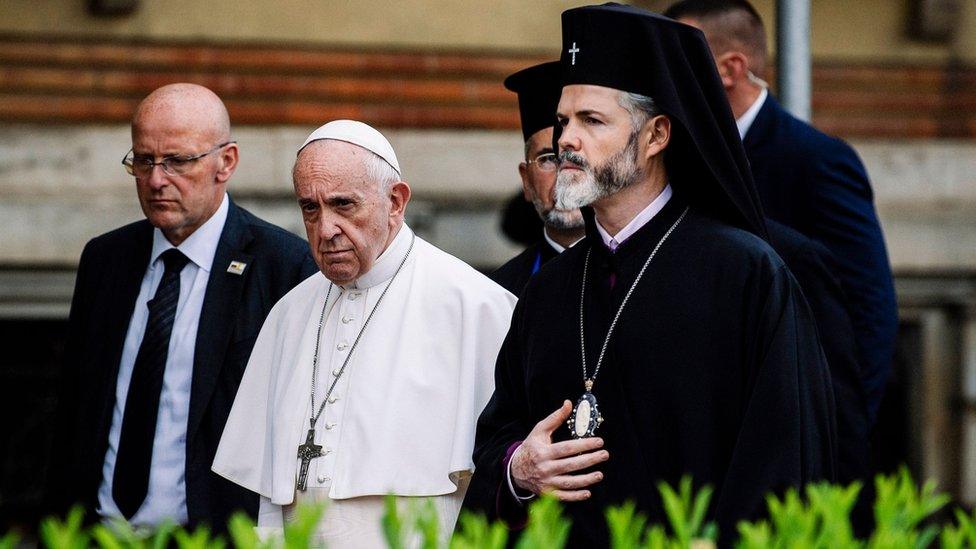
left=1, top=35, right=975, bottom=137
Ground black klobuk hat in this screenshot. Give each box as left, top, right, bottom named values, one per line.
left=504, top=61, right=563, bottom=143
left=559, top=2, right=767, bottom=238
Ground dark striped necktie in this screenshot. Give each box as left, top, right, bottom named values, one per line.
left=113, top=248, right=190, bottom=519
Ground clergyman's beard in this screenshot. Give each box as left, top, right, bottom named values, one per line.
left=554, top=133, right=642, bottom=210
left=533, top=198, right=585, bottom=231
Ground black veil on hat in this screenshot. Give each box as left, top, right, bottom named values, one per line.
left=504, top=61, right=563, bottom=142
left=559, top=2, right=767, bottom=239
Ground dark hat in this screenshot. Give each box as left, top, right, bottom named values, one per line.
left=504, top=61, right=562, bottom=142
left=559, top=3, right=767, bottom=238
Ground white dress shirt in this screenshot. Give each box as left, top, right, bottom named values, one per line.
left=97, top=193, right=229, bottom=526
left=736, top=87, right=768, bottom=140
left=543, top=229, right=583, bottom=254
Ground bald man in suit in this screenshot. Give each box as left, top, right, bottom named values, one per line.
left=54, top=83, right=316, bottom=529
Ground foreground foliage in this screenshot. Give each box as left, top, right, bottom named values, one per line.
left=17, top=468, right=976, bottom=548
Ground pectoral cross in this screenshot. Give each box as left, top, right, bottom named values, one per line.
left=296, top=428, right=323, bottom=491
left=569, top=42, right=580, bottom=65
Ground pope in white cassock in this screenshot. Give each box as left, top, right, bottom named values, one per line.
left=212, top=120, right=516, bottom=546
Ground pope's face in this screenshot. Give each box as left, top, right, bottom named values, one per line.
left=519, top=127, right=584, bottom=231
left=554, top=84, right=642, bottom=209
left=294, top=141, right=408, bottom=286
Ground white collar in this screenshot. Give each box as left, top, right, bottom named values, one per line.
left=596, top=184, right=672, bottom=251
left=342, top=223, right=413, bottom=290
left=150, top=192, right=229, bottom=272
left=736, top=87, right=768, bottom=140
left=542, top=228, right=583, bottom=254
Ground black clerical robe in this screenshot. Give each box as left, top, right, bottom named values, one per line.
left=466, top=196, right=836, bottom=546
left=489, top=240, right=561, bottom=296
left=766, top=221, right=868, bottom=485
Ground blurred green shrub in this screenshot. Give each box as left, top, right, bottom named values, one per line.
left=13, top=468, right=975, bottom=548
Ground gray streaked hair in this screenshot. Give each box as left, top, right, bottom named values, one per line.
left=617, top=91, right=662, bottom=133
left=364, top=150, right=402, bottom=193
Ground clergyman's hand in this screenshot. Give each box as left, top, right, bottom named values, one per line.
left=511, top=400, right=609, bottom=501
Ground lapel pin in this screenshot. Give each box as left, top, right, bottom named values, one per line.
left=227, top=260, right=247, bottom=275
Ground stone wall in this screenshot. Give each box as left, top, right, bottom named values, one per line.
left=2, top=124, right=975, bottom=272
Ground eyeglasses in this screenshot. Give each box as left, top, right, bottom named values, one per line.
left=122, top=141, right=236, bottom=177
left=527, top=152, right=558, bottom=172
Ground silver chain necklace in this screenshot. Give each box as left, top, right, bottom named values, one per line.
left=296, top=232, right=416, bottom=490
left=568, top=207, right=688, bottom=439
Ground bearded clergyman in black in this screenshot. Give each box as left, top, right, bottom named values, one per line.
left=464, top=4, right=836, bottom=546
left=490, top=61, right=585, bottom=296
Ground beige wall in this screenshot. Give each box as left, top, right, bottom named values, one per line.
left=1, top=0, right=972, bottom=62
left=0, top=0, right=575, bottom=52
left=805, top=0, right=944, bottom=62
left=643, top=0, right=963, bottom=63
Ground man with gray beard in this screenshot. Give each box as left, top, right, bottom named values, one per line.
left=465, top=4, right=836, bottom=546
left=490, top=61, right=585, bottom=296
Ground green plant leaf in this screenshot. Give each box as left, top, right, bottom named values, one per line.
left=89, top=522, right=133, bottom=549
left=0, top=530, right=20, bottom=549
left=149, top=521, right=176, bottom=549
left=514, top=495, right=570, bottom=549
left=450, top=510, right=508, bottom=549
left=172, top=524, right=224, bottom=549
left=734, top=520, right=771, bottom=549
left=642, top=524, right=669, bottom=549
left=870, top=467, right=949, bottom=549
left=411, top=499, right=441, bottom=549
left=953, top=507, right=976, bottom=547
left=226, top=512, right=262, bottom=549
left=940, top=507, right=976, bottom=549
left=39, top=506, right=90, bottom=549
left=605, top=501, right=647, bottom=549
left=806, top=481, right=862, bottom=547
left=689, top=484, right=715, bottom=538
left=382, top=495, right=406, bottom=549
left=656, top=476, right=716, bottom=545
left=283, top=501, right=326, bottom=549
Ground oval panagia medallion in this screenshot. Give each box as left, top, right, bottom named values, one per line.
left=574, top=399, right=592, bottom=438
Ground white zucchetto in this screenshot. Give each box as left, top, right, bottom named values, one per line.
left=298, top=119, right=401, bottom=176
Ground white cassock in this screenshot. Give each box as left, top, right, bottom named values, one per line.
left=212, top=224, right=516, bottom=547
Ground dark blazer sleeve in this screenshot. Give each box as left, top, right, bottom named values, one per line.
left=50, top=222, right=153, bottom=517
left=49, top=240, right=98, bottom=514
left=802, top=138, right=897, bottom=424
left=746, top=97, right=897, bottom=426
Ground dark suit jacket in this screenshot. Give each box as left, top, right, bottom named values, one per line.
left=489, top=240, right=560, bottom=296
left=55, top=198, right=317, bottom=529
left=767, top=220, right=868, bottom=484
left=744, top=95, right=897, bottom=423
